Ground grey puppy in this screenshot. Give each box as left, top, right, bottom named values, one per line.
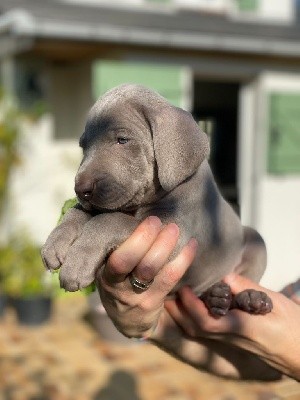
left=42, top=84, right=272, bottom=316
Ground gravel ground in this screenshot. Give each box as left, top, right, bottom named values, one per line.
left=0, top=294, right=299, bottom=400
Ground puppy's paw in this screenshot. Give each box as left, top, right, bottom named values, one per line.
left=41, top=225, right=80, bottom=271
left=58, top=243, right=101, bottom=292
left=201, top=282, right=233, bottom=316
left=234, top=289, right=273, bottom=315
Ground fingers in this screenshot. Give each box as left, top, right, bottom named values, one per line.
left=103, top=216, right=162, bottom=284
left=173, top=283, right=278, bottom=342
left=98, top=218, right=198, bottom=339
left=173, top=286, right=240, bottom=334
left=152, top=238, right=198, bottom=296
left=133, top=223, right=180, bottom=283
left=224, top=274, right=275, bottom=298
left=168, top=276, right=277, bottom=340
left=103, top=216, right=197, bottom=296
left=165, top=296, right=201, bottom=338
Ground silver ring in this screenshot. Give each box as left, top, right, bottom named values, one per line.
left=129, top=273, right=154, bottom=292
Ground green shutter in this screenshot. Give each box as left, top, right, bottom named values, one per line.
left=236, top=0, right=258, bottom=12
left=147, top=0, right=170, bottom=3
left=268, top=93, right=300, bottom=174
left=92, top=60, right=183, bottom=107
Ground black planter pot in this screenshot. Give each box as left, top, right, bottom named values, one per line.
left=0, top=293, right=8, bottom=317
left=12, top=296, right=52, bottom=325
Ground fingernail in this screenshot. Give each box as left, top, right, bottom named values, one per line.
left=148, top=216, right=162, bottom=228
left=166, top=223, right=180, bottom=236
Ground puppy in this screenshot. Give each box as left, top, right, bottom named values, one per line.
left=42, top=84, right=272, bottom=316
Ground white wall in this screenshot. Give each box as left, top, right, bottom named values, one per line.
left=239, top=72, right=300, bottom=291
left=48, top=62, right=92, bottom=140
left=259, top=177, right=300, bottom=290
left=258, top=75, right=300, bottom=290
left=2, top=115, right=81, bottom=245
left=174, top=0, right=228, bottom=12
left=0, top=60, right=92, bottom=245
left=260, top=0, right=295, bottom=22
left=230, top=0, right=295, bottom=24
left=60, top=0, right=296, bottom=23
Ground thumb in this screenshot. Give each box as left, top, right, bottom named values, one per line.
left=223, top=274, right=272, bottom=296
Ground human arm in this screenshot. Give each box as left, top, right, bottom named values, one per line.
left=165, top=275, right=300, bottom=381
left=96, top=218, right=281, bottom=380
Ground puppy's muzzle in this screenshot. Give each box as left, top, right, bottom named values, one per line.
left=75, top=174, right=127, bottom=209
left=75, top=181, right=94, bottom=202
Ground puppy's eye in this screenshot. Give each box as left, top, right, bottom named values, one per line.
left=117, top=137, right=129, bottom=144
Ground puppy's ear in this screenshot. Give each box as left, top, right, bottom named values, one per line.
left=151, top=105, right=210, bottom=191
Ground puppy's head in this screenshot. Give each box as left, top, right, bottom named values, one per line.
left=75, top=84, right=209, bottom=212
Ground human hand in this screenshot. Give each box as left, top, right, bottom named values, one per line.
left=96, top=216, right=198, bottom=339
left=165, top=274, right=300, bottom=381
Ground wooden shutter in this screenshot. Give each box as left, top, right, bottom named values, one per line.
left=268, top=93, right=300, bottom=174
left=92, top=60, right=183, bottom=107
left=236, top=0, right=258, bottom=12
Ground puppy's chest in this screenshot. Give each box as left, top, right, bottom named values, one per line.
left=133, top=202, right=180, bottom=224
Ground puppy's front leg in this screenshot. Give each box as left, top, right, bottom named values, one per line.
left=59, top=213, right=139, bottom=291
left=42, top=205, right=92, bottom=271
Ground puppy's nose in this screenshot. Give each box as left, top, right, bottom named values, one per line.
left=75, top=182, right=94, bottom=201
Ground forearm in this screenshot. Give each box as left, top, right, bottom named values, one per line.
left=270, top=341, right=300, bottom=381
left=150, top=311, right=281, bottom=381
left=167, top=279, right=300, bottom=382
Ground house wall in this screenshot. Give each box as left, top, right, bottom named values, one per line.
left=62, top=0, right=295, bottom=23
left=259, top=74, right=300, bottom=290
left=239, top=73, right=300, bottom=291
left=2, top=115, right=81, bottom=244
left=230, top=0, right=295, bottom=23
left=48, top=61, right=93, bottom=140
left=2, top=53, right=299, bottom=291
left=259, top=176, right=300, bottom=290
left=1, top=60, right=92, bottom=244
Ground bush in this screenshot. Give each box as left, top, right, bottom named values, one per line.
left=0, top=235, right=57, bottom=298
left=0, top=89, right=21, bottom=215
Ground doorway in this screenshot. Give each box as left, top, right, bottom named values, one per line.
left=192, top=80, right=240, bottom=213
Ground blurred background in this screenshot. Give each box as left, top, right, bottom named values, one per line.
left=0, top=0, right=299, bottom=399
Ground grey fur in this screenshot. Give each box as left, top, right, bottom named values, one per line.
left=42, top=84, right=267, bottom=294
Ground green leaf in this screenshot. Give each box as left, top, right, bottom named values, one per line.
left=57, top=197, right=78, bottom=225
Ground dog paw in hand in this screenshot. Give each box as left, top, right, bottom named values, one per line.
left=200, top=282, right=233, bottom=316
left=233, top=289, right=273, bottom=315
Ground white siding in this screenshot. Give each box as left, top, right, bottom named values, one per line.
left=239, top=72, right=300, bottom=291
left=2, top=116, right=81, bottom=245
